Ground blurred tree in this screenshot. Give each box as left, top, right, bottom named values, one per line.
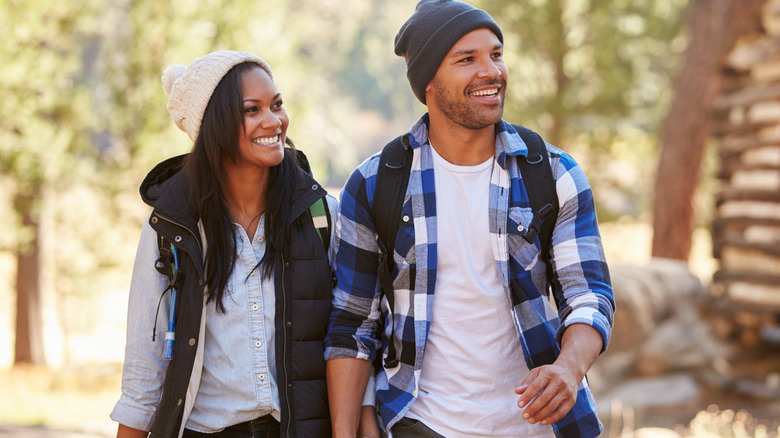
left=478, top=0, right=687, bottom=147
left=475, top=0, right=688, bottom=219
left=0, top=1, right=99, bottom=365
left=651, top=0, right=764, bottom=261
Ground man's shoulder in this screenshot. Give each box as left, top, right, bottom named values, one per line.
left=348, top=131, right=413, bottom=183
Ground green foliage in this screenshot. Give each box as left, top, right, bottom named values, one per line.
left=0, top=0, right=100, bottom=249
left=0, top=0, right=691, bottom=311
left=476, top=0, right=689, bottom=218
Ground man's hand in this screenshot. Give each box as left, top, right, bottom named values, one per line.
left=514, top=323, right=603, bottom=426
left=514, top=362, right=580, bottom=425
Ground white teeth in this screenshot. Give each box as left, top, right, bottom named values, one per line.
left=471, top=88, right=498, bottom=97
left=252, top=135, right=279, bottom=145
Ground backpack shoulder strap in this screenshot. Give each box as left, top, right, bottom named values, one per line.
left=372, top=134, right=413, bottom=259
left=309, top=196, right=331, bottom=252
left=371, top=134, right=412, bottom=369
left=513, top=124, right=560, bottom=304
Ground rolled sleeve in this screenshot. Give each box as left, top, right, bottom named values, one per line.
left=325, top=159, right=383, bottom=362
left=551, top=154, right=615, bottom=353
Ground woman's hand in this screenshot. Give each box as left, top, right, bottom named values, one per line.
left=357, top=404, right=381, bottom=438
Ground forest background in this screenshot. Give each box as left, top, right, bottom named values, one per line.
left=0, top=0, right=761, bottom=435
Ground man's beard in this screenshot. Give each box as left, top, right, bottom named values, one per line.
left=430, top=78, right=506, bottom=130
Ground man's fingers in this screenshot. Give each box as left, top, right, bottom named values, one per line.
left=526, top=393, right=568, bottom=424
left=521, top=384, right=556, bottom=421
left=516, top=371, right=548, bottom=408
left=539, top=398, right=575, bottom=426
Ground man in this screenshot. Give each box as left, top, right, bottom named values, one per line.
left=325, top=1, right=615, bottom=437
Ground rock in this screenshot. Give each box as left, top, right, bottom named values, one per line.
left=607, top=259, right=706, bottom=353
left=635, top=310, right=729, bottom=375
left=597, top=374, right=701, bottom=410
left=644, top=258, right=706, bottom=304
left=589, top=350, right=635, bottom=394
left=608, top=265, right=664, bottom=351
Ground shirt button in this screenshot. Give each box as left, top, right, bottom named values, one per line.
left=257, top=235, right=265, bottom=243
left=518, top=224, right=524, bottom=232
left=188, top=338, right=196, bottom=346
left=255, top=340, right=262, bottom=347
left=250, top=269, right=256, bottom=276
left=258, top=373, right=266, bottom=381
left=402, top=215, right=410, bottom=223
left=252, top=304, right=259, bottom=311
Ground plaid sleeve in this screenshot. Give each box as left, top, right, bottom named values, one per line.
left=324, top=156, right=383, bottom=362
left=550, top=151, right=615, bottom=353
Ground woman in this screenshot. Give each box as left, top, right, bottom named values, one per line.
left=111, top=51, right=377, bottom=438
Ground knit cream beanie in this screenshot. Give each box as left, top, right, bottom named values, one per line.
left=162, top=50, right=272, bottom=142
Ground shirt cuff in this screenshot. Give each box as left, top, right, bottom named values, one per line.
left=559, top=307, right=612, bottom=353
left=110, top=396, right=155, bottom=432
left=362, top=372, right=376, bottom=406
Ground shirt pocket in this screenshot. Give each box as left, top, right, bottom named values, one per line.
left=507, top=206, right=540, bottom=272
left=393, top=198, right=415, bottom=264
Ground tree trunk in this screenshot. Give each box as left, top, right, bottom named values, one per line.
left=14, top=190, right=45, bottom=366
left=652, top=0, right=765, bottom=260
left=651, top=0, right=764, bottom=261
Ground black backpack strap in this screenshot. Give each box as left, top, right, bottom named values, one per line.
left=513, top=124, right=560, bottom=306
left=371, top=134, right=412, bottom=368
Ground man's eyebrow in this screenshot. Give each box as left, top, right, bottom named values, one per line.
left=449, top=48, right=477, bottom=59
left=448, top=44, right=503, bottom=59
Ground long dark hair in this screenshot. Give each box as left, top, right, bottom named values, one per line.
left=184, top=61, right=298, bottom=312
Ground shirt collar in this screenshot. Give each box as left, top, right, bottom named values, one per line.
left=406, top=114, right=530, bottom=169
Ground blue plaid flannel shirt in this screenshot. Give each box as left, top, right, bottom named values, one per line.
left=325, top=115, right=615, bottom=437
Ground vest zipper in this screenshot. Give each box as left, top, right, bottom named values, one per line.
left=154, top=214, right=205, bottom=280
left=281, top=254, right=292, bottom=437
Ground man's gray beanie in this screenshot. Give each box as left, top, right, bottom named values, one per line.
left=394, top=0, right=503, bottom=104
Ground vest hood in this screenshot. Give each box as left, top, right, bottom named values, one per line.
left=139, top=149, right=326, bottom=228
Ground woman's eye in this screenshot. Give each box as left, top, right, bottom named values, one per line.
left=273, top=100, right=283, bottom=109
left=245, top=106, right=258, bottom=113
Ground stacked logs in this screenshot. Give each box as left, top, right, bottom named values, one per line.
left=711, top=0, right=780, bottom=322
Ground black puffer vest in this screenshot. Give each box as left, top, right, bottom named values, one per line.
left=140, top=150, right=333, bottom=437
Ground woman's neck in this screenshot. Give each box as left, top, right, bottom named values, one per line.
left=222, top=163, right=270, bottom=238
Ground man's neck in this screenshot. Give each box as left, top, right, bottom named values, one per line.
left=427, top=115, right=497, bottom=166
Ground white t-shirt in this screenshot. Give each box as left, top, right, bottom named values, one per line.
left=405, top=145, right=554, bottom=438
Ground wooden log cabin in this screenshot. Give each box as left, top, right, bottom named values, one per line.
left=711, top=0, right=780, bottom=334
